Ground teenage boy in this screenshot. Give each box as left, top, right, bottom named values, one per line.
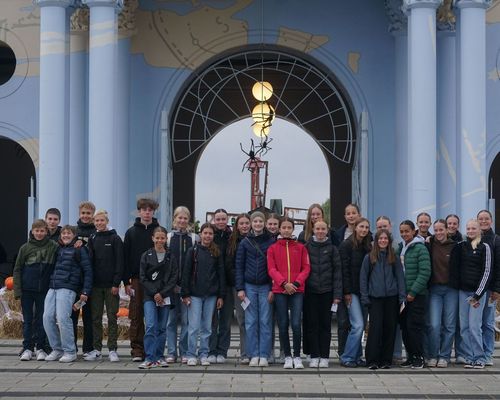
left=85, top=210, right=124, bottom=362
left=124, top=198, right=159, bottom=361
left=70, top=201, right=96, bottom=356
left=14, top=219, right=58, bottom=361
left=45, top=208, right=62, bottom=242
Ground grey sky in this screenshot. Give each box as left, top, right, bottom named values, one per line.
left=195, top=118, right=330, bottom=222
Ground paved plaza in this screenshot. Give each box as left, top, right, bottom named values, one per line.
left=0, top=329, right=499, bottom=400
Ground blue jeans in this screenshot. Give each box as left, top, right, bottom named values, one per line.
left=143, top=300, right=170, bottom=363
left=21, top=290, right=49, bottom=352
left=244, top=283, right=272, bottom=358
left=427, top=284, right=458, bottom=361
left=166, top=293, right=188, bottom=357
left=341, top=294, right=366, bottom=363
left=481, top=291, right=496, bottom=361
left=43, top=288, right=77, bottom=354
left=274, top=293, right=303, bottom=358
left=187, top=296, right=217, bottom=358
left=458, top=290, right=487, bottom=363
left=209, top=287, right=234, bottom=357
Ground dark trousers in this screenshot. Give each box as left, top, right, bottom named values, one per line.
left=337, top=301, right=350, bottom=356
left=71, top=294, right=93, bottom=353
left=400, top=294, right=426, bottom=361
left=275, top=293, right=303, bottom=358
left=304, top=292, right=332, bottom=359
left=365, top=296, right=398, bottom=366
left=21, top=290, right=49, bottom=352
left=128, top=278, right=145, bottom=358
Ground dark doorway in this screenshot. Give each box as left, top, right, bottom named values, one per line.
left=490, top=153, right=500, bottom=233
left=0, top=137, right=35, bottom=279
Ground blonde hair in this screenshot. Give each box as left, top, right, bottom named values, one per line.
left=78, top=201, right=96, bottom=212
left=94, top=209, right=109, bottom=222
left=467, top=219, right=481, bottom=250
left=172, top=206, right=193, bottom=231
left=32, top=219, right=48, bottom=230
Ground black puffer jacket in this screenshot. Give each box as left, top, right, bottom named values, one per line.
left=339, top=238, right=370, bottom=296
left=181, top=245, right=226, bottom=298
left=50, top=241, right=93, bottom=295
left=454, top=238, right=492, bottom=300
left=123, top=217, right=159, bottom=282
left=140, top=248, right=178, bottom=303
left=88, top=229, right=124, bottom=288
left=168, top=230, right=198, bottom=283
left=305, top=239, right=342, bottom=299
left=481, top=228, right=500, bottom=292
left=76, top=220, right=96, bottom=246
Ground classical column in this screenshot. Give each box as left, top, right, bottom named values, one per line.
left=83, top=0, right=120, bottom=222
left=386, top=0, right=409, bottom=225
left=436, top=5, right=458, bottom=217
left=456, top=0, right=491, bottom=220
left=114, top=0, right=138, bottom=234
left=404, top=0, right=442, bottom=220
left=68, top=7, right=89, bottom=224
left=36, top=0, right=73, bottom=221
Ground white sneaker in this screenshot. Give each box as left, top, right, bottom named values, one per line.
left=20, top=349, right=33, bottom=361
left=156, top=358, right=169, bottom=368
left=436, top=359, right=448, bottom=368
left=187, top=358, right=197, bottom=366
left=83, top=350, right=102, bottom=361
left=45, top=350, right=64, bottom=361
left=425, top=358, right=437, bottom=367
left=108, top=351, right=120, bottom=362
left=240, top=357, right=250, bottom=364
left=485, top=359, right=494, bottom=366
left=249, top=357, right=259, bottom=367
left=283, top=356, right=293, bottom=369
left=216, top=355, right=226, bottom=364
left=319, top=358, right=329, bottom=368
left=293, top=357, right=304, bottom=369
left=200, top=357, right=210, bottom=366
left=59, top=353, right=77, bottom=363
left=36, top=349, right=47, bottom=361
left=258, top=357, right=269, bottom=367
left=309, top=358, right=320, bottom=368
left=207, top=355, right=217, bottom=363
left=138, top=361, right=155, bottom=369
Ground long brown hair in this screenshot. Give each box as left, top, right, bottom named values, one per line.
left=304, top=203, right=324, bottom=242
left=199, top=223, right=220, bottom=257
left=350, top=217, right=371, bottom=251
left=227, top=214, right=251, bottom=256
left=369, top=229, right=396, bottom=264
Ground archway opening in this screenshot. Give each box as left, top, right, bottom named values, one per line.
left=489, top=152, right=500, bottom=233
left=195, top=118, right=330, bottom=227
left=0, top=137, right=35, bottom=279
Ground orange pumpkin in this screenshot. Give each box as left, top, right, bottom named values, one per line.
left=4, top=276, right=13, bottom=290
left=116, top=307, right=129, bottom=317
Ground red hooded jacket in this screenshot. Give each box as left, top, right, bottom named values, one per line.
left=267, top=238, right=311, bottom=294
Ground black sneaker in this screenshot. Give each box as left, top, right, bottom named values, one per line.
left=400, top=359, right=413, bottom=368
left=368, top=363, right=378, bottom=370
left=380, top=364, right=391, bottom=369
left=412, top=357, right=424, bottom=369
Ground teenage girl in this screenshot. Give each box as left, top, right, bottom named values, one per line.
left=446, top=214, right=463, bottom=242
left=425, top=219, right=458, bottom=368
left=226, top=214, right=251, bottom=364
left=398, top=220, right=431, bottom=369
left=267, top=218, right=310, bottom=369
left=266, top=214, right=281, bottom=239
left=416, top=212, right=432, bottom=240
left=360, top=229, right=405, bottom=369
left=455, top=219, right=492, bottom=369
left=166, top=206, right=199, bottom=363
left=139, top=227, right=177, bottom=369
left=208, top=209, right=232, bottom=364
left=298, top=204, right=324, bottom=244
left=304, top=220, right=342, bottom=368
left=331, top=204, right=361, bottom=246
left=235, top=211, right=275, bottom=367
left=339, top=217, right=371, bottom=367
left=182, top=223, right=225, bottom=366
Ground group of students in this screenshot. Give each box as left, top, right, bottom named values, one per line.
left=12, top=199, right=500, bottom=371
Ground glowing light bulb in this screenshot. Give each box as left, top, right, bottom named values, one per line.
left=252, top=81, right=273, bottom=101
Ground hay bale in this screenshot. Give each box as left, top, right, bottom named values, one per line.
left=0, top=312, right=23, bottom=338
left=0, top=289, right=21, bottom=316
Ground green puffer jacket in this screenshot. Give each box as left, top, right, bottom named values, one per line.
left=397, top=238, right=431, bottom=297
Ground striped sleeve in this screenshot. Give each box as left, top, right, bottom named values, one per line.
left=475, top=243, right=492, bottom=299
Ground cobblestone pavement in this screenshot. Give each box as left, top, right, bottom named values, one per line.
left=0, top=332, right=499, bottom=400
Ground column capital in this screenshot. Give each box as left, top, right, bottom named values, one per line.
left=82, top=0, right=122, bottom=8
left=455, top=0, right=492, bottom=9
left=403, top=0, right=443, bottom=13
left=385, top=0, right=408, bottom=34
left=118, top=0, right=138, bottom=37
left=437, top=0, right=456, bottom=31
left=35, top=0, right=74, bottom=7
left=70, top=7, right=89, bottom=32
